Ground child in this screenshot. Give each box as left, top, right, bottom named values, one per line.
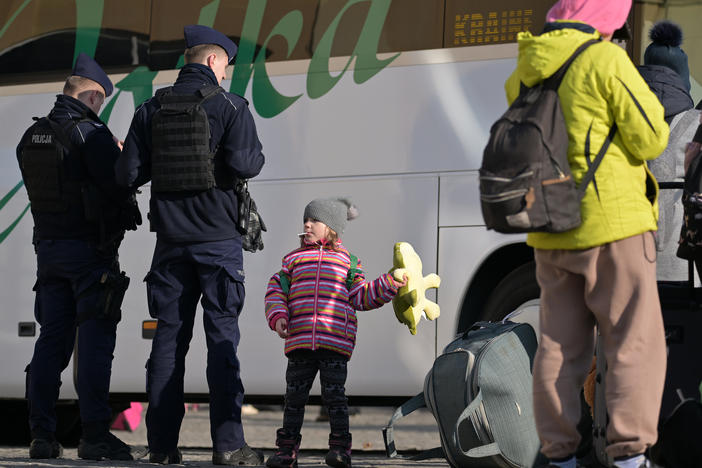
left=264, top=197, right=406, bottom=468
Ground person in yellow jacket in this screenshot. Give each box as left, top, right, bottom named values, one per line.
left=504, top=1, right=670, bottom=468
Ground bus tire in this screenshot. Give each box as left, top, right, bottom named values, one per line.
left=482, top=261, right=540, bottom=322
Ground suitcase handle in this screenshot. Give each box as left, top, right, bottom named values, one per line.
left=455, top=389, right=503, bottom=459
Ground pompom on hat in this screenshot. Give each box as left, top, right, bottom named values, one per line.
left=546, top=0, right=632, bottom=36
left=303, top=197, right=359, bottom=235
left=644, top=20, right=690, bottom=91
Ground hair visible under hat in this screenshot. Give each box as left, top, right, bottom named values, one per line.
left=644, top=20, right=690, bottom=91
left=303, top=197, right=358, bottom=235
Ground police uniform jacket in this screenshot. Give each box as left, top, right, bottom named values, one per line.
left=505, top=22, right=669, bottom=250
left=16, top=94, right=129, bottom=242
left=117, top=64, right=265, bottom=248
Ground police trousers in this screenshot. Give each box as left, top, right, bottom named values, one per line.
left=144, top=238, right=246, bottom=453
left=27, top=239, right=119, bottom=434
left=533, top=232, right=667, bottom=460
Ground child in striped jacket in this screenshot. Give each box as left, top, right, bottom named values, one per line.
left=264, top=197, right=406, bottom=468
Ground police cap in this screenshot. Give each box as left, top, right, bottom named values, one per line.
left=184, top=25, right=238, bottom=63
left=72, top=53, right=113, bottom=97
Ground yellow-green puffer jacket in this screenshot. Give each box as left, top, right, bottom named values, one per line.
left=505, top=24, right=669, bottom=250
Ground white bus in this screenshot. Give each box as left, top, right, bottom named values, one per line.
left=1, top=0, right=700, bottom=443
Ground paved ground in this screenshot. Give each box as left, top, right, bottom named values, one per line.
left=0, top=405, right=449, bottom=467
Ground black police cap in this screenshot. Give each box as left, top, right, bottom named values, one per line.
left=72, top=53, right=113, bottom=97
left=184, top=25, right=238, bottom=64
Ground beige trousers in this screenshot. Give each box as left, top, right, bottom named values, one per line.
left=533, top=232, right=667, bottom=459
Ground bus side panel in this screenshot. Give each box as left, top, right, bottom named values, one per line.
left=255, top=56, right=516, bottom=180
left=436, top=226, right=516, bottom=347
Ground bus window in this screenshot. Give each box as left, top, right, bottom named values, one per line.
left=0, top=0, right=150, bottom=85
left=445, top=0, right=551, bottom=47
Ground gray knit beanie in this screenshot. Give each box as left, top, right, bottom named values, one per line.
left=303, top=197, right=359, bottom=234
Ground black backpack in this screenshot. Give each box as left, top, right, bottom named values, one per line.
left=151, top=85, right=223, bottom=193
left=480, top=39, right=616, bottom=234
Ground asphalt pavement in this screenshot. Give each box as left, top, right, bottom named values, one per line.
left=0, top=404, right=449, bottom=467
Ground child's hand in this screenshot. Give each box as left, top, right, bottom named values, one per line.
left=275, top=318, right=289, bottom=339
left=393, top=273, right=408, bottom=289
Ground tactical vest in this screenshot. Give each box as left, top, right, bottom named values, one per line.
left=20, top=117, right=85, bottom=213
left=150, top=85, right=224, bottom=192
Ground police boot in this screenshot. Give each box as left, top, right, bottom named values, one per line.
left=77, top=421, right=147, bottom=461
left=265, top=428, right=302, bottom=468
left=325, top=432, right=352, bottom=468
left=213, top=444, right=264, bottom=465
left=29, top=429, right=63, bottom=459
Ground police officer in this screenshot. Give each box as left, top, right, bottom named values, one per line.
left=116, top=25, right=265, bottom=465
left=16, top=53, right=142, bottom=460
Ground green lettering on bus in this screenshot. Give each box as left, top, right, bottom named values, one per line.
left=232, top=0, right=398, bottom=117
left=308, top=0, right=399, bottom=99
left=73, top=0, right=104, bottom=64
left=0, top=181, right=29, bottom=244
left=231, top=2, right=304, bottom=118
left=1, top=0, right=398, bottom=241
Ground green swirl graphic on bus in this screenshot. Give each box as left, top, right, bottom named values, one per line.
left=0, top=0, right=398, bottom=244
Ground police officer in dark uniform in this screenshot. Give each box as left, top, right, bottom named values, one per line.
left=116, top=25, right=265, bottom=465
left=16, top=53, right=143, bottom=460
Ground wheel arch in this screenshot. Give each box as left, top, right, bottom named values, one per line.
left=456, top=241, right=534, bottom=333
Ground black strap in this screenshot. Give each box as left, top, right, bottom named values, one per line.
left=544, top=39, right=600, bottom=91
left=382, top=393, right=427, bottom=458
left=40, top=116, right=80, bottom=154
left=542, top=22, right=597, bottom=35
left=156, top=85, right=224, bottom=109
left=577, top=124, right=618, bottom=200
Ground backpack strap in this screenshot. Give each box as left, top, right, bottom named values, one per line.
left=382, top=392, right=445, bottom=461
left=578, top=124, right=618, bottom=200
left=155, top=85, right=223, bottom=109
left=279, top=270, right=292, bottom=295
left=154, top=86, right=173, bottom=103
left=539, top=38, right=613, bottom=201
left=279, top=253, right=358, bottom=295
left=544, top=39, right=600, bottom=91
left=346, top=254, right=359, bottom=290
left=198, top=84, right=224, bottom=101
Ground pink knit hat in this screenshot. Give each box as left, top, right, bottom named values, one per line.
left=546, top=0, right=632, bottom=36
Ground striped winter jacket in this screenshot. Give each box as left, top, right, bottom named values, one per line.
left=265, top=241, right=399, bottom=359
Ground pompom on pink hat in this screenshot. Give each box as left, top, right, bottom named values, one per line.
left=546, top=0, right=632, bottom=36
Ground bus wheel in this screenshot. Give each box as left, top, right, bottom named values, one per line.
left=482, top=261, right=540, bottom=333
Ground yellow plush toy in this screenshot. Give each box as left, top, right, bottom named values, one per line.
left=390, top=242, right=441, bottom=335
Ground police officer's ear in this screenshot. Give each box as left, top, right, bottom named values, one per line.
left=205, top=53, right=218, bottom=69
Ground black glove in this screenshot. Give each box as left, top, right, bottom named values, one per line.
left=120, top=192, right=142, bottom=231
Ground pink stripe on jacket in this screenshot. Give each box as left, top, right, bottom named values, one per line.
left=264, top=241, right=398, bottom=359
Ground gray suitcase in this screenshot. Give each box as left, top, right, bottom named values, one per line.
left=383, top=321, right=541, bottom=467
